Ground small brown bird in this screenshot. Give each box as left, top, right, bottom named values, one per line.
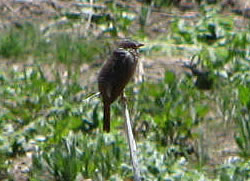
left=98, top=40, right=144, bottom=132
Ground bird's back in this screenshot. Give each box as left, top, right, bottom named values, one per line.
left=98, top=48, right=137, bottom=104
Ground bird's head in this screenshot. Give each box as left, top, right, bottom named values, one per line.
left=117, top=39, right=144, bottom=50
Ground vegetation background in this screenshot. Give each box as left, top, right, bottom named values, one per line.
left=0, top=0, right=249, bottom=180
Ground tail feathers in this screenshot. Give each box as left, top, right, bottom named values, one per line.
left=103, top=104, right=110, bottom=132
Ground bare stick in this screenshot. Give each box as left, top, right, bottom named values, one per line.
left=122, top=93, right=141, bottom=181
left=135, top=57, right=145, bottom=83
left=84, top=0, right=93, bottom=36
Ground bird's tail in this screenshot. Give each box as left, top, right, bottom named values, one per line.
left=103, top=104, right=110, bottom=132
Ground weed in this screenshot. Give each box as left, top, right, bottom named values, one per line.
left=0, top=23, right=40, bottom=59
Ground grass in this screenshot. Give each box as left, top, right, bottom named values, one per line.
left=0, top=23, right=107, bottom=65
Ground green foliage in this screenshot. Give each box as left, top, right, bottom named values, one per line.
left=31, top=133, right=127, bottom=181
left=31, top=131, right=220, bottom=181
left=0, top=67, right=98, bottom=159
left=80, top=134, right=126, bottom=179
left=0, top=150, right=8, bottom=179
left=4, top=67, right=246, bottom=181
left=136, top=71, right=209, bottom=147
left=235, top=113, right=250, bottom=159
left=1, top=1, right=250, bottom=180
left=52, top=34, right=105, bottom=64
left=154, top=0, right=175, bottom=7
left=33, top=133, right=83, bottom=181
left=239, top=85, right=250, bottom=109
left=104, top=1, right=135, bottom=36
left=0, top=23, right=106, bottom=64
left=218, top=160, right=250, bottom=181
left=235, top=85, right=250, bottom=158
left=0, top=23, right=39, bottom=58
left=0, top=29, right=24, bottom=58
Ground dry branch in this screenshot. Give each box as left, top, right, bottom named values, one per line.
left=122, top=93, right=141, bottom=181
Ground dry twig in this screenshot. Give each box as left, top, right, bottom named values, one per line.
left=122, top=93, right=141, bottom=181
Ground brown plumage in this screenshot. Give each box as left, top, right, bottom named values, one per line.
left=98, top=40, right=144, bottom=132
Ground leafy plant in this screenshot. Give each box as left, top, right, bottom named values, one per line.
left=31, top=133, right=127, bottom=181
left=0, top=22, right=40, bottom=59
left=0, top=28, right=25, bottom=58
left=34, top=134, right=82, bottom=181
left=0, top=66, right=99, bottom=165
left=235, top=85, right=250, bottom=158
left=135, top=71, right=209, bottom=148
left=219, top=159, right=250, bottom=181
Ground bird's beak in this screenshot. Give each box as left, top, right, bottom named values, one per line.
left=137, top=43, right=144, bottom=48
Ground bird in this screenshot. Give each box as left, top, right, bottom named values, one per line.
left=98, top=39, right=144, bottom=132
